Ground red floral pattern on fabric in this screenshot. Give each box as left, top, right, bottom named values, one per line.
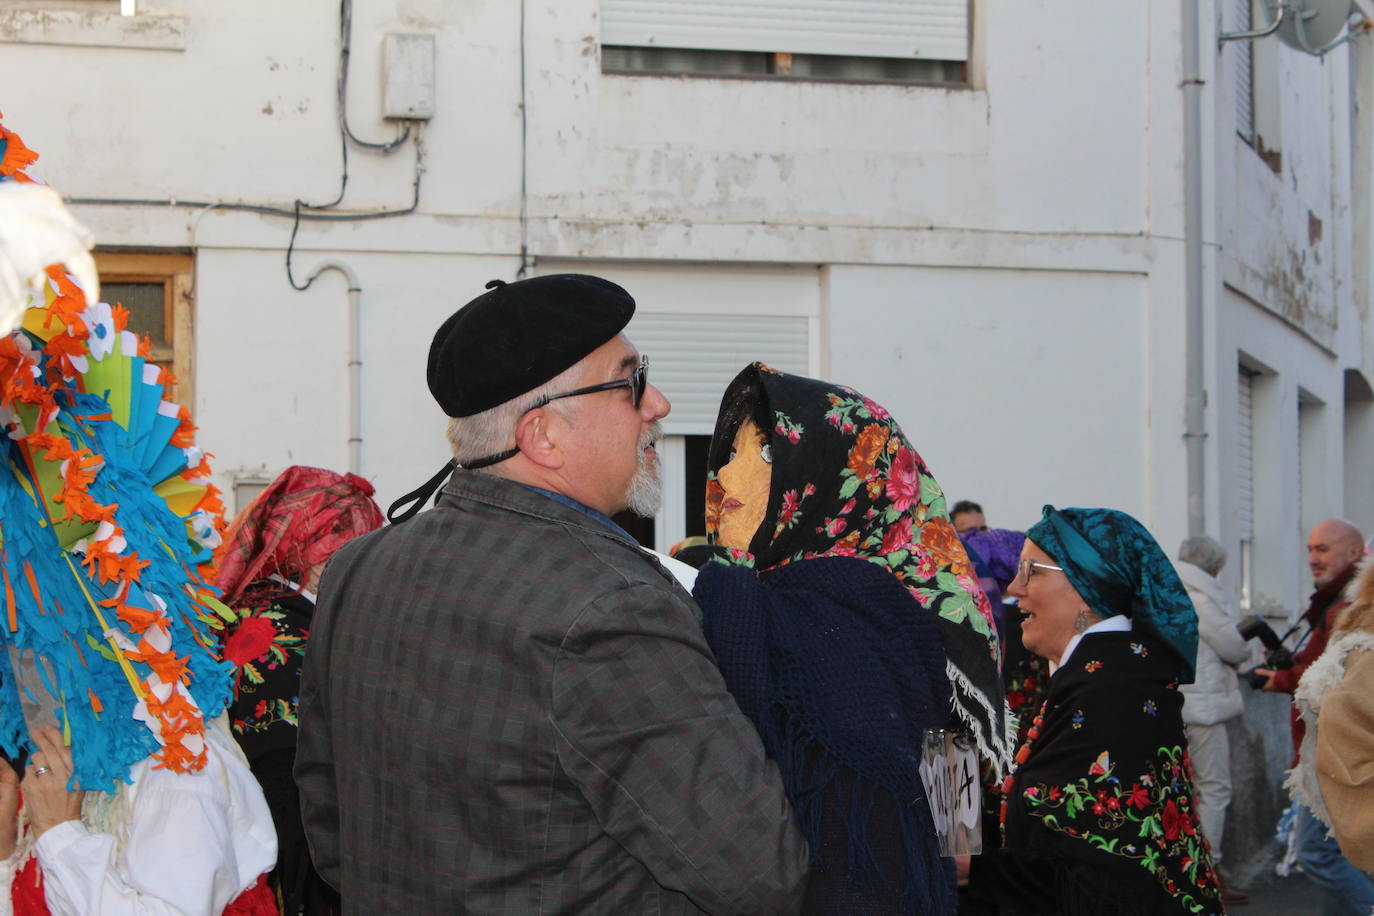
left=1022, top=745, right=1217, bottom=913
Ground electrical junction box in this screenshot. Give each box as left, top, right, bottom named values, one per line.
left=384, top=33, right=435, bottom=120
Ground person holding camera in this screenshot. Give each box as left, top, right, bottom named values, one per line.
left=1255, top=518, right=1372, bottom=916
left=1174, top=536, right=1250, bottom=903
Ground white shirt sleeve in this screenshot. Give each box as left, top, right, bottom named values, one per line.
left=32, top=722, right=276, bottom=916
left=0, top=848, right=16, bottom=916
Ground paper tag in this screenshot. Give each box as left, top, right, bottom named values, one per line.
left=919, top=728, right=983, bottom=856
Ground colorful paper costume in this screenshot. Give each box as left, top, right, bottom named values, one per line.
left=0, top=117, right=233, bottom=789
left=0, top=114, right=275, bottom=915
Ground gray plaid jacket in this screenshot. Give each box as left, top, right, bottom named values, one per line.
left=296, top=470, right=807, bottom=914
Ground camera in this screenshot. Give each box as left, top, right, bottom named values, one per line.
left=1238, top=615, right=1295, bottom=688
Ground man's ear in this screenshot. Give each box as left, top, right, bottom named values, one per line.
left=514, top=408, right=564, bottom=470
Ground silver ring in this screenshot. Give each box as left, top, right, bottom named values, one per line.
left=32, top=766, right=49, bottom=777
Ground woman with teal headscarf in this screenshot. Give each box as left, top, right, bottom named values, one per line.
left=986, top=506, right=1223, bottom=916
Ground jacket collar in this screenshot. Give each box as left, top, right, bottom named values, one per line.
left=1308, top=561, right=1360, bottom=624
left=437, top=467, right=639, bottom=547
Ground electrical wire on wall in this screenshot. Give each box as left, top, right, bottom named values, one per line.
left=65, top=0, right=423, bottom=292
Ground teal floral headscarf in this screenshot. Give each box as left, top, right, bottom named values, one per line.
left=1026, top=505, right=1199, bottom=682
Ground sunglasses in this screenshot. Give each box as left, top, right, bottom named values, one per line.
left=531, top=356, right=649, bottom=410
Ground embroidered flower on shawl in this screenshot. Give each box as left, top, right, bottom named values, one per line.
left=885, top=446, right=920, bottom=512
left=773, top=412, right=803, bottom=445
left=881, top=514, right=913, bottom=556
left=1022, top=742, right=1218, bottom=912
left=918, top=517, right=970, bottom=576
left=1161, top=799, right=1183, bottom=841
left=860, top=395, right=890, bottom=420
left=846, top=424, right=886, bottom=479
left=773, top=487, right=803, bottom=535
left=223, top=615, right=278, bottom=666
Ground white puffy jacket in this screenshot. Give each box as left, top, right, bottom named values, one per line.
left=1176, top=560, right=1251, bottom=726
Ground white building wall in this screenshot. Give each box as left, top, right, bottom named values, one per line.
left=1209, top=13, right=1373, bottom=613
left=826, top=265, right=1150, bottom=535
left=0, top=0, right=1369, bottom=577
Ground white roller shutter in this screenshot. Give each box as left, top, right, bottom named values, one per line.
left=601, top=0, right=969, bottom=62
left=1235, top=0, right=1254, bottom=140
left=1238, top=368, right=1256, bottom=608
left=628, top=312, right=810, bottom=436
left=1297, top=399, right=1307, bottom=532
left=1238, top=368, right=1255, bottom=540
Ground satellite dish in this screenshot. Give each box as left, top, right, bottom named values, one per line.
left=1277, top=0, right=1356, bottom=53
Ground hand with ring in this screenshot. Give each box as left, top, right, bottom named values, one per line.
left=22, top=725, right=84, bottom=838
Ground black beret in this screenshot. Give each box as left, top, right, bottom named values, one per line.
left=427, top=274, right=636, bottom=417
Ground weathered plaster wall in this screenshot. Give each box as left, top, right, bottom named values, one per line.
left=0, top=0, right=1368, bottom=568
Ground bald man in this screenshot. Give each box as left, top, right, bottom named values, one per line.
left=1257, top=519, right=1366, bottom=692
left=1257, top=518, right=1373, bottom=915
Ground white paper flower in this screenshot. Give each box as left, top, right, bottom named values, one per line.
left=82, top=300, right=117, bottom=361
left=187, top=510, right=222, bottom=551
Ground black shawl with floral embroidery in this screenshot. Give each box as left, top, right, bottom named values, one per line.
left=1002, top=631, right=1223, bottom=916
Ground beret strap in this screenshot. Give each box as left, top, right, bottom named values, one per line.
left=387, top=460, right=454, bottom=524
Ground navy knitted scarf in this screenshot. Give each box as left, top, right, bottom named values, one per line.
left=695, top=555, right=954, bottom=914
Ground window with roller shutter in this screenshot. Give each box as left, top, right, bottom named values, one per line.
left=600, top=0, right=969, bottom=85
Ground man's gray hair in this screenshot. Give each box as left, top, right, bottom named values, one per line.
left=1179, top=535, right=1227, bottom=577
left=445, top=360, right=585, bottom=469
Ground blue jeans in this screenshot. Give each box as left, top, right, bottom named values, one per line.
left=1295, top=802, right=1374, bottom=916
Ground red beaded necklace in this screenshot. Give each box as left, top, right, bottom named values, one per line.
left=998, top=699, right=1048, bottom=829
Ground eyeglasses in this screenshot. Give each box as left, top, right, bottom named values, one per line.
left=462, top=357, right=650, bottom=469
left=1013, top=558, right=1064, bottom=587
left=529, top=356, right=649, bottom=411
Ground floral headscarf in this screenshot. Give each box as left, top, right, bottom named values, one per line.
left=706, top=363, right=1013, bottom=772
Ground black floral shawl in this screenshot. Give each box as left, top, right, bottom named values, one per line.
left=1002, top=631, right=1223, bottom=915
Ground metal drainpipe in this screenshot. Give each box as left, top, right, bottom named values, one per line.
left=1183, top=0, right=1208, bottom=537
left=304, top=260, right=363, bottom=475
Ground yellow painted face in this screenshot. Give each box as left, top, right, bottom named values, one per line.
left=715, top=419, right=773, bottom=551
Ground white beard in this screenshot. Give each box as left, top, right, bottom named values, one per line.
left=625, top=421, right=663, bottom=518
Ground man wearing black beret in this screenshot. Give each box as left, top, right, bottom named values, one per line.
left=296, top=274, right=807, bottom=913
